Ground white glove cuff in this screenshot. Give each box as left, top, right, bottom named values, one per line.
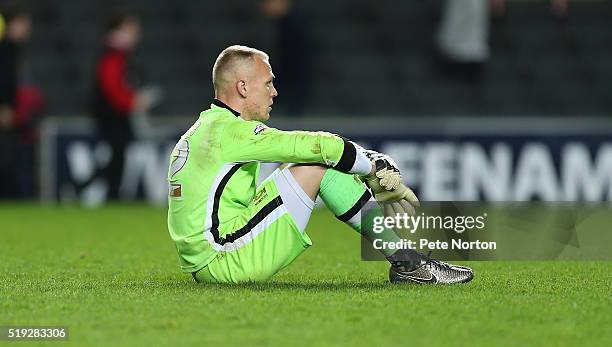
left=350, top=148, right=373, bottom=176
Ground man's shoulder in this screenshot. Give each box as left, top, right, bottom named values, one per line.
left=199, top=106, right=243, bottom=125
left=178, top=107, right=240, bottom=142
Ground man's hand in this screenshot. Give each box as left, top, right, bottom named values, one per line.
left=364, top=150, right=401, bottom=190
left=353, top=147, right=419, bottom=215
left=367, top=177, right=420, bottom=216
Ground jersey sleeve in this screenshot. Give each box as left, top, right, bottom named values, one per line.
left=220, top=120, right=364, bottom=173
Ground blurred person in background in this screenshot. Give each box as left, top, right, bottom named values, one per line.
left=82, top=8, right=160, bottom=201
left=0, top=3, right=35, bottom=199
left=258, top=0, right=312, bottom=115
left=435, top=0, right=490, bottom=83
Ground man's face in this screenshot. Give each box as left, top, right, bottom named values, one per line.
left=120, top=19, right=141, bottom=50
left=8, top=15, right=32, bottom=44
left=110, top=19, right=141, bottom=51
left=259, top=0, right=290, bottom=19
left=243, top=56, right=278, bottom=122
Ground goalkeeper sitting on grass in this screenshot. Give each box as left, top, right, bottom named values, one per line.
left=167, top=45, right=473, bottom=284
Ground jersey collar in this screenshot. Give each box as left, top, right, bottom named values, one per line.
left=212, top=99, right=241, bottom=117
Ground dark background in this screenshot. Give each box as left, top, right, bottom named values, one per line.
left=17, top=0, right=612, bottom=117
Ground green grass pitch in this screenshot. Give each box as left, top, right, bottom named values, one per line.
left=1, top=204, right=610, bottom=346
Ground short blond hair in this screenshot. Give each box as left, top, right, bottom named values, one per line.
left=212, top=45, right=269, bottom=92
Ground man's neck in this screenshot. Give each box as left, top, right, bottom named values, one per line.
left=214, top=95, right=250, bottom=120
left=214, top=95, right=239, bottom=111
left=213, top=97, right=244, bottom=118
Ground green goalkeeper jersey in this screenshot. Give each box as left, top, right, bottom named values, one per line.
left=167, top=100, right=360, bottom=272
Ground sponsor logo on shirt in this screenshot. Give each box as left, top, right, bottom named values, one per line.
left=169, top=183, right=182, bottom=198
left=253, top=124, right=268, bottom=135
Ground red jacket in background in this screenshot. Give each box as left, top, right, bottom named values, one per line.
left=93, top=46, right=136, bottom=120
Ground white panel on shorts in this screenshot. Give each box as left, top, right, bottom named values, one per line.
left=272, top=168, right=315, bottom=233
left=257, top=162, right=283, bottom=186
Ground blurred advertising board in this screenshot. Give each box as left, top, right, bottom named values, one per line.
left=39, top=116, right=612, bottom=205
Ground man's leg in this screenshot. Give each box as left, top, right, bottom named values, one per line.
left=288, top=165, right=417, bottom=259
left=194, top=165, right=473, bottom=284
left=289, top=165, right=392, bottom=244
left=193, top=165, right=383, bottom=283
left=286, top=164, right=325, bottom=201
left=193, top=167, right=315, bottom=283
left=288, top=165, right=474, bottom=284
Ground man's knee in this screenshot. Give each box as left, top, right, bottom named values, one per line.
left=287, top=164, right=327, bottom=201
left=288, top=164, right=327, bottom=180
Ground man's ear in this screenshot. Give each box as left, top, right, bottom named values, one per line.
left=236, top=80, right=248, bottom=98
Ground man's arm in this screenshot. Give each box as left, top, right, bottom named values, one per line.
left=220, top=119, right=417, bottom=213
left=220, top=120, right=372, bottom=176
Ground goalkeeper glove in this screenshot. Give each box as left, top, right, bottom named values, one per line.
left=367, top=178, right=420, bottom=216
left=363, top=149, right=401, bottom=191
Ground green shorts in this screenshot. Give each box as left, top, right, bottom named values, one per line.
left=193, top=168, right=314, bottom=283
